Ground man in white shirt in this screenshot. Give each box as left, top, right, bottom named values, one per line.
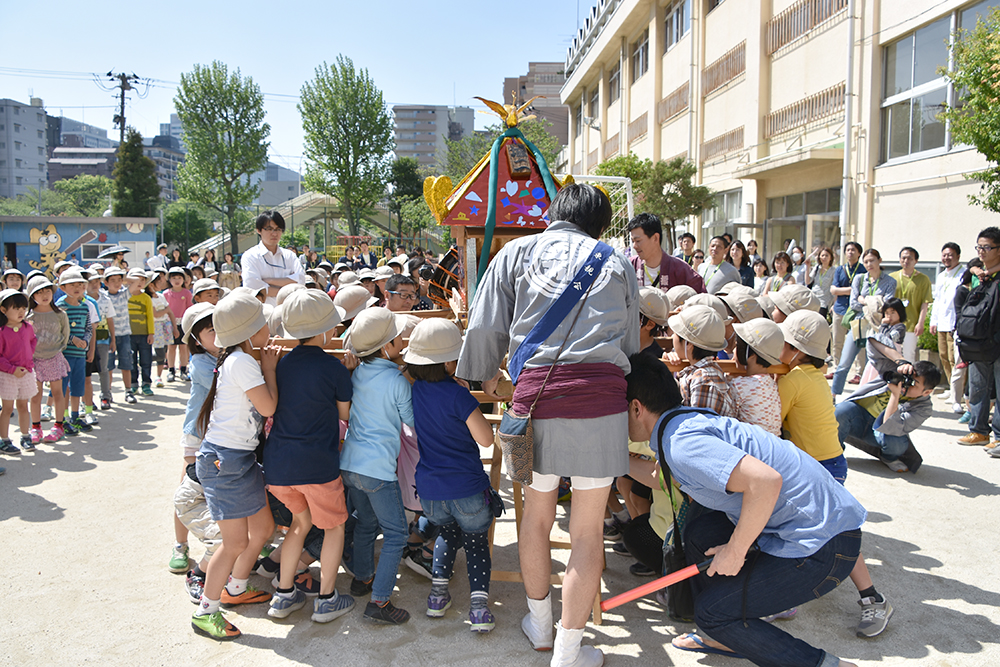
left=240, top=211, right=306, bottom=306
left=929, top=242, right=963, bottom=410
left=147, top=243, right=169, bottom=271
left=698, top=236, right=742, bottom=294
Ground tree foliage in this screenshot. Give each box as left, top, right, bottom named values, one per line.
left=174, top=61, right=270, bottom=254
left=162, top=202, right=214, bottom=251
left=0, top=187, right=76, bottom=216
left=398, top=196, right=435, bottom=238
left=112, top=128, right=160, bottom=217
left=941, top=7, right=1000, bottom=213
left=442, top=119, right=562, bottom=184
left=389, top=157, right=423, bottom=238
left=52, top=174, right=114, bottom=216
left=299, top=56, right=394, bottom=236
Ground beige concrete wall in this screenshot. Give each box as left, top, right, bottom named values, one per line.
left=702, top=81, right=748, bottom=142
left=703, top=0, right=750, bottom=63
left=769, top=19, right=849, bottom=110
left=660, top=112, right=691, bottom=159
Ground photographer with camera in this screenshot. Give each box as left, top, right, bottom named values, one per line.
left=835, top=359, right=940, bottom=473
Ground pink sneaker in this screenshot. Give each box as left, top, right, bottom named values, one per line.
left=30, top=427, right=43, bottom=444
left=43, top=424, right=64, bottom=443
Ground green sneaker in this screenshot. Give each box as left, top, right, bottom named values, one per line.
left=141, top=384, right=154, bottom=396
left=169, top=544, right=189, bottom=573
left=191, top=611, right=241, bottom=641
left=260, top=544, right=275, bottom=558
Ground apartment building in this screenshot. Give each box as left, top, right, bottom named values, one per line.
left=561, top=0, right=998, bottom=260
left=504, top=62, right=570, bottom=145
left=393, top=104, right=474, bottom=170
left=0, top=98, right=48, bottom=199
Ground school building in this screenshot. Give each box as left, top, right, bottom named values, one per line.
left=560, top=0, right=999, bottom=261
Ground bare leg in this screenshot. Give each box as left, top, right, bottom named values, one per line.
left=320, top=525, right=345, bottom=596
left=204, top=517, right=251, bottom=601
left=560, top=486, right=610, bottom=629
left=14, top=399, right=29, bottom=439
left=849, top=552, right=874, bottom=590
left=0, top=399, right=13, bottom=439
left=232, top=504, right=274, bottom=581
left=519, top=485, right=558, bottom=600
left=279, top=508, right=312, bottom=589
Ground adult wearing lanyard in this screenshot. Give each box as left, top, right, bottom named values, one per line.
left=699, top=236, right=742, bottom=295
left=929, top=242, right=963, bottom=411
left=829, top=242, right=866, bottom=380
left=627, top=213, right=705, bottom=294
left=891, top=247, right=933, bottom=364
left=241, top=210, right=306, bottom=306
left=831, top=249, right=897, bottom=396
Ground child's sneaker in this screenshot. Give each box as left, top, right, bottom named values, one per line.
left=19, top=435, right=34, bottom=453
left=84, top=411, right=99, bottom=426
left=29, top=427, right=42, bottom=445
left=183, top=371, right=192, bottom=381
left=350, top=577, right=373, bottom=597
left=169, top=544, right=190, bottom=573
left=271, top=570, right=320, bottom=596
left=40, top=405, right=53, bottom=422
left=130, top=384, right=139, bottom=394
left=763, top=607, right=798, bottom=622
left=42, top=425, right=64, bottom=443
left=469, top=607, right=495, bottom=633
left=0, top=439, right=21, bottom=456
left=155, top=378, right=165, bottom=388
left=363, top=600, right=410, bottom=625
left=167, top=369, right=176, bottom=382
left=221, top=585, right=270, bottom=607
left=100, top=398, right=111, bottom=410
left=72, top=417, right=93, bottom=433
left=403, top=547, right=433, bottom=579
left=185, top=570, right=205, bottom=604
left=267, top=588, right=307, bottom=619
left=61, top=420, right=80, bottom=436
left=312, top=592, right=355, bottom=623
left=191, top=611, right=240, bottom=641
left=124, top=391, right=137, bottom=405
left=253, top=556, right=280, bottom=578
left=142, top=384, right=154, bottom=396
left=426, top=592, right=452, bottom=617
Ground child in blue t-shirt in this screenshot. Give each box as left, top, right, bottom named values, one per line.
left=403, top=319, right=497, bottom=632
left=341, top=307, right=414, bottom=625
left=56, top=269, right=93, bottom=434
left=264, top=290, right=356, bottom=624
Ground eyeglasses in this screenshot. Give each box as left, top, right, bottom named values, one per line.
left=260, top=226, right=282, bottom=233
left=694, top=255, right=705, bottom=260
left=976, top=244, right=998, bottom=252
left=387, top=290, right=417, bottom=301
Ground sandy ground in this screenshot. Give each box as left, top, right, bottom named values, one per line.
left=1, top=379, right=999, bottom=667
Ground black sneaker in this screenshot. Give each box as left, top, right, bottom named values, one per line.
left=62, top=420, right=80, bottom=436
left=19, top=435, right=34, bottom=453
left=0, top=439, right=21, bottom=455
left=629, top=561, right=657, bottom=577
left=611, top=541, right=630, bottom=556
left=363, top=600, right=410, bottom=625
left=350, top=577, right=373, bottom=597
left=402, top=548, right=433, bottom=579
left=100, top=398, right=111, bottom=410
left=125, top=392, right=137, bottom=405
left=72, top=417, right=93, bottom=433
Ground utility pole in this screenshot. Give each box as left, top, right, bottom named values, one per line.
left=107, top=72, right=140, bottom=145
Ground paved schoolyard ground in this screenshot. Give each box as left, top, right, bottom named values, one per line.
left=1, top=381, right=998, bottom=666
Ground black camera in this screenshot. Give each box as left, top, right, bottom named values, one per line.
left=418, top=263, right=435, bottom=281
left=882, top=370, right=916, bottom=389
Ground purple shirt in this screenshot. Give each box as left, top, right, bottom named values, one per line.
left=631, top=251, right=706, bottom=293
left=0, top=322, right=37, bottom=374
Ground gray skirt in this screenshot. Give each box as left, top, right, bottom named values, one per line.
left=532, top=411, right=628, bottom=478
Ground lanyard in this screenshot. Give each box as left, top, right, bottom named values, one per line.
left=844, top=262, right=860, bottom=285
left=865, top=274, right=880, bottom=296
left=643, top=263, right=661, bottom=286
left=703, top=263, right=723, bottom=286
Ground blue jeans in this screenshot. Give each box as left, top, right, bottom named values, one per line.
left=342, top=470, right=408, bottom=603
left=968, top=358, right=1000, bottom=437
left=835, top=400, right=911, bottom=462
left=130, top=334, right=152, bottom=385
left=685, top=510, right=861, bottom=667
left=831, top=333, right=864, bottom=395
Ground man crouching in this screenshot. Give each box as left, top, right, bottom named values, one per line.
left=625, top=353, right=864, bottom=667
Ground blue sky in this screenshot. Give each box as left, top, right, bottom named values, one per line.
left=2, top=0, right=581, bottom=174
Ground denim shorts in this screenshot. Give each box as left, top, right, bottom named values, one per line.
left=197, top=441, right=267, bottom=521
left=108, top=335, right=133, bottom=371
left=819, top=454, right=848, bottom=485
left=420, top=489, right=494, bottom=535
left=61, top=355, right=86, bottom=397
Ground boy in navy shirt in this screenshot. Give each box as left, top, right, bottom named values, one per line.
left=264, top=290, right=355, bottom=624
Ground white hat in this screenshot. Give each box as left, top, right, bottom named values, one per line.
left=719, top=283, right=755, bottom=297
left=345, top=307, right=406, bottom=357
left=181, top=302, right=215, bottom=345
left=732, top=318, right=784, bottom=366
left=58, top=269, right=88, bottom=286
left=683, top=293, right=733, bottom=324
left=358, top=268, right=376, bottom=281
left=275, top=282, right=305, bottom=306
left=403, top=319, right=463, bottom=364
left=0, top=288, right=23, bottom=305
left=338, top=271, right=360, bottom=286
left=103, top=267, right=126, bottom=279
left=756, top=294, right=775, bottom=317
left=721, top=291, right=764, bottom=323
left=27, top=275, right=54, bottom=297
left=282, top=289, right=345, bottom=340
left=53, top=260, right=74, bottom=273
left=2, top=268, right=23, bottom=279
left=125, top=268, right=147, bottom=282
left=332, top=263, right=349, bottom=274
left=232, top=285, right=267, bottom=300
left=770, top=284, right=821, bottom=316
left=780, top=310, right=831, bottom=360
left=667, top=304, right=727, bottom=352
left=638, top=287, right=671, bottom=326
left=213, top=291, right=267, bottom=348
left=387, top=256, right=406, bottom=268
left=192, top=278, right=221, bottom=297
left=374, top=266, right=394, bottom=281
left=334, top=284, right=376, bottom=321
left=87, top=263, right=104, bottom=273
left=665, top=284, right=697, bottom=308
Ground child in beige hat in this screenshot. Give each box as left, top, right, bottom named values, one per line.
left=730, top=317, right=784, bottom=436
left=667, top=305, right=738, bottom=418
left=637, top=287, right=671, bottom=360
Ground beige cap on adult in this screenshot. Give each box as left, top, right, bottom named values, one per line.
left=345, top=307, right=406, bottom=357
left=668, top=304, right=727, bottom=352
left=721, top=291, right=764, bottom=323
left=770, top=284, right=821, bottom=316
left=638, top=287, right=672, bottom=326
left=732, top=317, right=784, bottom=366
left=780, top=310, right=831, bottom=360
left=213, top=291, right=266, bottom=348
left=282, top=289, right=345, bottom=340
left=402, top=319, right=463, bottom=364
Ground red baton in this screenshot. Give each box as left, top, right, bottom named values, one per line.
left=600, top=558, right=712, bottom=612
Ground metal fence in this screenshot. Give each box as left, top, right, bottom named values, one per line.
left=766, top=0, right=848, bottom=54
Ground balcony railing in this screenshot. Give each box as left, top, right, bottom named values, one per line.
left=766, top=0, right=848, bottom=55
left=701, top=126, right=745, bottom=162
left=587, top=148, right=599, bottom=170
left=702, top=41, right=746, bottom=96
left=628, top=113, right=648, bottom=144
left=764, top=82, right=845, bottom=138
left=573, top=160, right=583, bottom=174
left=604, top=133, right=620, bottom=158
left=657, top=82, right=690, bottom=124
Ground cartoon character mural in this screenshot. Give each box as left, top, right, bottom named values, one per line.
left=28, top=225, right=98, bottom=277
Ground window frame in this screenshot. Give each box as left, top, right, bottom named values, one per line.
left=632, top=28, right=649, bottom=83
left=665, top=0, right=692, bottom=53
left=608, top=62, right=621, bottom=105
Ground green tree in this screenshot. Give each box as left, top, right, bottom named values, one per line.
left=398, top=196, right=435, bottom=238
left=941, top=7, right=1000, bottom=212
left=174, top=61, right=270, bottom=254
left=389, top=157, right=423, bottom=239
left=112, top=128, right=160, bottom=217
left=299, top=56, right=394, bottom=236
left=442, top=118, right=562, bottom=184
left=162, top=201, right=214, bottom=250
left=52, top=174, right=114, bottom=217
left=0, top=187, right=75, bottom=216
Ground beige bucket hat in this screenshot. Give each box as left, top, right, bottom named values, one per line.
left=684, top=293, right=733, bottom=324
left=59, top=269, right=88, bottom=285
left=780, top=310, right=831, bottom=360
left=275, top=283, right=305, bottom=306
left=732, top=317, right=784, bottom=366
left=667, top=304, right=727, bottom=352
left=334, top=285, right=377, bottom=321
left=282, top=289, right=345, bottom=340
left=402, top=319, right=463, bottom=364
left=213, top=291, right=267, bottom=348
left=638, top=287, right=671, bottom=326
left=721, top=291, right=764, bottom=323
left=338, top=271, right=360, bottom=287
left=27, top=275, right=54, bottom=297
left=665, top=284, right=697, bottom=309
left=192, top=278, right=221, bottom=296
left=770, top=284, right=821, bottom=316
left=345, top=307, right=406, bottom=357
left=181, top=302, right=215, bottom=345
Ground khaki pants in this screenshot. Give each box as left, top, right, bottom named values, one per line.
left=938, top=331, right=955, bottom=383
left=831, top=317, right=866, bottom=375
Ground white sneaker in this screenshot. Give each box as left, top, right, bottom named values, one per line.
left=938, top=390, right=952, bottom=402
left=952, top=403, right=965, bottom=414
left=155, top=378, right=165, bottom=388
left=40, top=405, right=53, bottom=422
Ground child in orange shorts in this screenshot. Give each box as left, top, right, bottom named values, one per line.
left=263, top=290, right=355, bottom=623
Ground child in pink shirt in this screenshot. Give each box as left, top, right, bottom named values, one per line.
left=164, top=268, right=192, bottom=382
left=0, top=289, right=37, bottom=454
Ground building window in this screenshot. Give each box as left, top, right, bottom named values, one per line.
left=666, top=0, right=692, bottom=52
left=880, top=2, right=998, bottom=163
left=37, top=146, right=43, bottom=156
left=704, top=189, right=743, bottom=227
left=15, top=177, right=22, bottom=185
left=83, top=244, right=120, bottom=261
left=632, top=29, right=649, bottom=83
left=14, top=142, right=20, bottom=151
left=13, top=107, right=19, bottom=115
left=608, top=62, right=621, bottom=104
left=13, top=124, right=20, bottom=133
left=575, top=103, right=583, bottom=138
left=708, top=0, right=726, bottom=11
left=15, top=159, right=21, bottom=168
left=37, top=130, right=43, bottom=139
left=589, top=88, right=599, bottom=119
left=38, top=164, right=44, bottom=172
